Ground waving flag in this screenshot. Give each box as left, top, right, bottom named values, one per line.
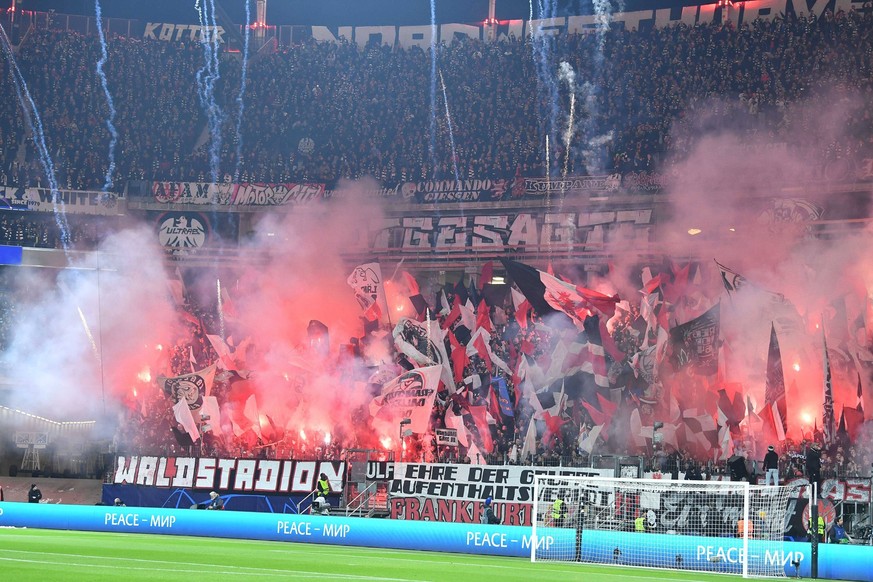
left=369, top=365, right=441, bottom=434
left=669, top=303, right=720, bottom=375
left=715, top=260, right=747, bottom=295
left=491, top=377, right=515, bottom=418
left=393, top=317, right=455, bottom=392
left=763, top=324, right=788, bottom=442
left=501, top=259, right=619, bottom=326
left=158, top=365, right=217, bottom=413
left=823, top=332, right=836, bottom=448
left=172, top=399, right=201, bottom=442
left=348, top=262, right=389, bottom=324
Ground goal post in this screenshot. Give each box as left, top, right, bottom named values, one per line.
left=532, top=475, right=793, bottom=578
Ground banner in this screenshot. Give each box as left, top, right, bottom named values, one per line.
left=112, top=456, right=345, bottom=494
left=522, top=175, right=620, bottom=196
left=0, top=186, right=122, bottom=215
left=151, top=181, right=325, bottom=206
left=669, top=304, right=720, bottom=375
left=435, top=428, right=458, bottom=447
left=371, top=209, right=654, bottom=254
left=368, top=366, right=442, bottom=434
left=385, top=462, right=613, bottom=526
left=399, top=178, right=511, bottom=203
left=143, top=22, right=225, bottom=43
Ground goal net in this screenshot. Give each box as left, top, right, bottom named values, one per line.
left=532, top=475, right=793, bottom=578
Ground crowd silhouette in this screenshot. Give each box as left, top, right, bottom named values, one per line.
left=0, top=10, right=870, bottom=192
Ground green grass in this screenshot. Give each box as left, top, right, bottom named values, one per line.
left=0, top=528, right=829, bottom=581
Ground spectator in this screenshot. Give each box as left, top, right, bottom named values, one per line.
left=28, top=483, right=42, bottom=503
left=829, top=516, right=852, bottom=544
left=764, top=445, right=779, bottom=486
left=207, top=491, right=224, bottom=510
left=481, top=496, right=501, bottom=525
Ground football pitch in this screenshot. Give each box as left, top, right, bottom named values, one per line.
left=0, top=528, right=831, bottom=582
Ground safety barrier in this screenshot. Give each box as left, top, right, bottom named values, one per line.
left=0, top=503, right=869, bottom=581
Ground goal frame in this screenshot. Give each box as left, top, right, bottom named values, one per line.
left=532, top=475, right=793, bottom=578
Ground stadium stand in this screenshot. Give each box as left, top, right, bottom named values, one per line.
left=0, top=10, right=870, bottom=189
left=0, top=4, right=872, bottom=526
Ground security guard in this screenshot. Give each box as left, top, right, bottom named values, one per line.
left=809, top=514, right=826, bottom=543
left=316, top=473, right=330, bottom=498
left=552, top=495, right=567, bottom=527
left=635, top=515, right=646, bottom=532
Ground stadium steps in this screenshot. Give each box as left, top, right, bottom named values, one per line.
left=0, top=476, right=103, bottom=505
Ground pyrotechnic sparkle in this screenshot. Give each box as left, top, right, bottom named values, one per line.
left=559, top=61, right=577, bottom=179
left=233, top=0, right=252, bottom=181
left=0, top=21, right=70, bottom=248
left=438, top=69, right=461, bottom=184
left=76, top=305, right=101, bottom=364
left=195, top=0, right=225, bottom=185
left=217, top=278, right=225, bottom=339
left=530, top=0, right=561, bottom=176
left=137, top=367, right=152, bottom=383
left=428, top=0, right=438, bottom=174
left=94, top=0, right=118, bottom=192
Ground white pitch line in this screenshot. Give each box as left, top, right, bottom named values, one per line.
left=0, top=549, right=420, bottom=582
left=267, top=547, right=729, bottom=582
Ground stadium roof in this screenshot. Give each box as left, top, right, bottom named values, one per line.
left=12, top=0, right=718, bottom=27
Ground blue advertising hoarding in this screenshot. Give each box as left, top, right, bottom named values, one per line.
left=0, top=503, right=870, bottom=581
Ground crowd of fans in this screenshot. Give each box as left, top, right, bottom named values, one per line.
left=0, top=210, right=104, bottom=248
left=0, top=10, right=871, bottom=191
left=103, top=263, right=873, bottom=486
left=1, top=8, right=873, bottom=482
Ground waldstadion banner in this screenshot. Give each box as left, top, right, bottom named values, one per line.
left=0, top=186, right=122, bottom=215
left=113, top=455, right=346, bottom=494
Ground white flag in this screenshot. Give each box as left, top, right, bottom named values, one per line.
left=172, top=399, right=200, bottom=442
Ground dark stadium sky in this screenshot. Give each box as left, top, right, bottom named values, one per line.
left=11, top=0, right=718, bottom=25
